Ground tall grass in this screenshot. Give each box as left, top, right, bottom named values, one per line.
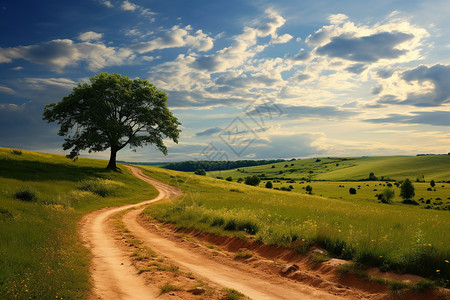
left=0, top=147, right=158, bottom=299
left=141, top=166, right=450, bottom=286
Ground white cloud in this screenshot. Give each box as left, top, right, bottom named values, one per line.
left=121, top=0, right=137, bottom=11
left=102, top=0, right=113, bottom=8
left=0, top=39, right=135, bottom=72
left=78, top=31, right=103, bottom=41
left=0, top=85, right=15, bottom=94
left=120, top=0, right=156, bottom=17
left=131, top=26, right=213, bottom=53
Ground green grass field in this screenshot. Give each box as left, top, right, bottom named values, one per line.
left=207, top=155, right=450, bottom=182
left=0, top=147, right=158, bottom=299
left=141, top=165, right=450, bottom=286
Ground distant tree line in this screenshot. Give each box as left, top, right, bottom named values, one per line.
left=163, top=159, right=286, bottom=172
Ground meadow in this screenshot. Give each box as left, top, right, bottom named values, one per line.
left=207, top=155, right=450, bottom=182
left=0, top=148, right=158, bottom=299
left=141, top=164, right=450, bottom=286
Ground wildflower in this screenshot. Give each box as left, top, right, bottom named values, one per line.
left=436, top=270, right=440, bottom=273
left=379, top=256, right=383, bottom=258
left=445, top=260, right=449, bottom=263
left=428, top=244, right=432, bottom=247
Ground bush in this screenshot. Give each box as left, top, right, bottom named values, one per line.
left=225, top=176, right=233, bottom=181
left=349, top=187, right=357, bottom=194
left=381, top=189, right=395, bottom=204
left=265, top=181, right=273, bottom=189
left=237, top=220, right=258, bottom=234
left=211, top=217, right=225, bottom=227
left=400, top=178, right=415, bottom=200
left=244, top=175, right=260, bottom=186
left=194, top=169, right=206, bottom=176
left=368, top=172, right=378, bottom=181
left=430, top=180, right=435, bottom=188
left=78, top=179, right=121, bottom=197
left=14, top=187, right=37, bottom=202
left=224, top=219, right=237, bottom=231
left=10, top=149, right=22, bottom=155
left=305, top=185, right=312, bottom=194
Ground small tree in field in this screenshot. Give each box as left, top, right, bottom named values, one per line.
left=400, top=178, right=415, bottom=200
left=380, top=189, right=395, bottom=204
left=430, top=180, right=435, bottom=188
left=194, top=169, right=206, bottom=176
left=245, top=175, right=260, bottom=186
left=305, top=185, right=312, bottom=194
left=349, top=187, right=357, bottom=194
left=43, top=73, right=181, bottom=170
left=265, top=181, right=273, bottom=189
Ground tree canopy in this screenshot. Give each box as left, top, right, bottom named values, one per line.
left=43, top=73, right=181, bottom=170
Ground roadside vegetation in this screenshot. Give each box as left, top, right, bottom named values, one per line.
left=141, top=165, right=450, bottom=287
left=0, top=147, right=158, bottom=299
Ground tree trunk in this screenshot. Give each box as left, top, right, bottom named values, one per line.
left=106, top=148, right=118, bottom=171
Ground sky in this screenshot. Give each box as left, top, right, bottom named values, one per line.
left=1, top=0, right=450, bottom=162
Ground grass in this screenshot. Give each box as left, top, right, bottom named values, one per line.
left=221, top=288, right=246, bottom=300
left=140, top=165, right=450, bottom=286
left=0, top=147, right=158, bottom=299
left=160, top=282, right=182, bottom=293
left=207, top=155, right=450, bottom=182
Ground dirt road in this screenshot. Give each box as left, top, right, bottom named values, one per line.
left=78, top=166, right=349, bottom=299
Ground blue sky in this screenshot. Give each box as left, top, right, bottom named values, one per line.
left=1, top=0, right=450, bottom=162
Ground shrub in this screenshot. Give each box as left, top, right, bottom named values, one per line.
left=237, top=220, right=258, bottom=234
left=381, top=189, right=395, bottom=204
left=225, top=176, right=232, bottom=181
left=349, top=187, right=357, bottom=194
left=305, top=185, right=312, bottom=194
left=211, top=217, right=225, bottom=227
left=194, top=169, right=206, bottom=176
left=78, top=179, right=121, bottom=197
left=244, top=175, right=260, bottom=186
left=14, top=187, right=37, bottom=202
left=368, top=172, right=378, bottom=181
left=10, top=149, right=22, bottom=155
left=400, top=178, right=415, bottom=200
left=265, top=181, right=273, bottom=189
left=430, top=180, right=435, bottom=188
left=237, top=178, right=243, bottom=183
left=224, top=219, right=237, bottom=231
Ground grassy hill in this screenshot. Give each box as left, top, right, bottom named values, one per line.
left=207, top=155, right=450, bottom=182
left=0, top=147, right=158, bottom=299
left=141, top=165, right=450, bottom=286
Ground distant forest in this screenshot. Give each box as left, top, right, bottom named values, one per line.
left=163, top=160, right=286, bottom=172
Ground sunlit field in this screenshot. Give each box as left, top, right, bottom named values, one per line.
left=142, top=165, right=450, bottom=286
left=0, top=148, right=158, bottom=299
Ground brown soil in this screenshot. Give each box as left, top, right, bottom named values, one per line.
left=79, top=165, right=449, bottom=300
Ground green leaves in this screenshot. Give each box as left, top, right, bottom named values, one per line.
left=43, top=72, right=181, bottom=169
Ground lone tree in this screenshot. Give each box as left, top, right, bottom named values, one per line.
left=43, top=73, right=181, bottom=170
left=400, top=178, right=415, bottom=200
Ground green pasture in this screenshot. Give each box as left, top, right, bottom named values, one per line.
left=207, top=155, right=450, bottom=182
left=0, top=147, right=158, bottom=299
left=141, top=166, right=450, bottom=286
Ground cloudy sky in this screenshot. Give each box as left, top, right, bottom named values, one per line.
left=1, top=0, right=450, bottom=162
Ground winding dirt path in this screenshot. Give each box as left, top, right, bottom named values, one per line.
left=80, top=165, right=344, bottom=299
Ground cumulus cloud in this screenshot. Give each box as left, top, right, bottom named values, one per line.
left=120, top=0, right=155, bottom=17
left=400, top=64, right=450, bottom=106
left=131, top=26, right=213, bottom=53
left=316, top=31, right=414, bottom=63
left=373, top=64, right=450, bottom=107
left=0, top=39, right=134, bottom=72
left=78, top=31, right=103, bottom=41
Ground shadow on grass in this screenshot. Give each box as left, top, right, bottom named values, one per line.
left=0, top=158, right=112, bottom=182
